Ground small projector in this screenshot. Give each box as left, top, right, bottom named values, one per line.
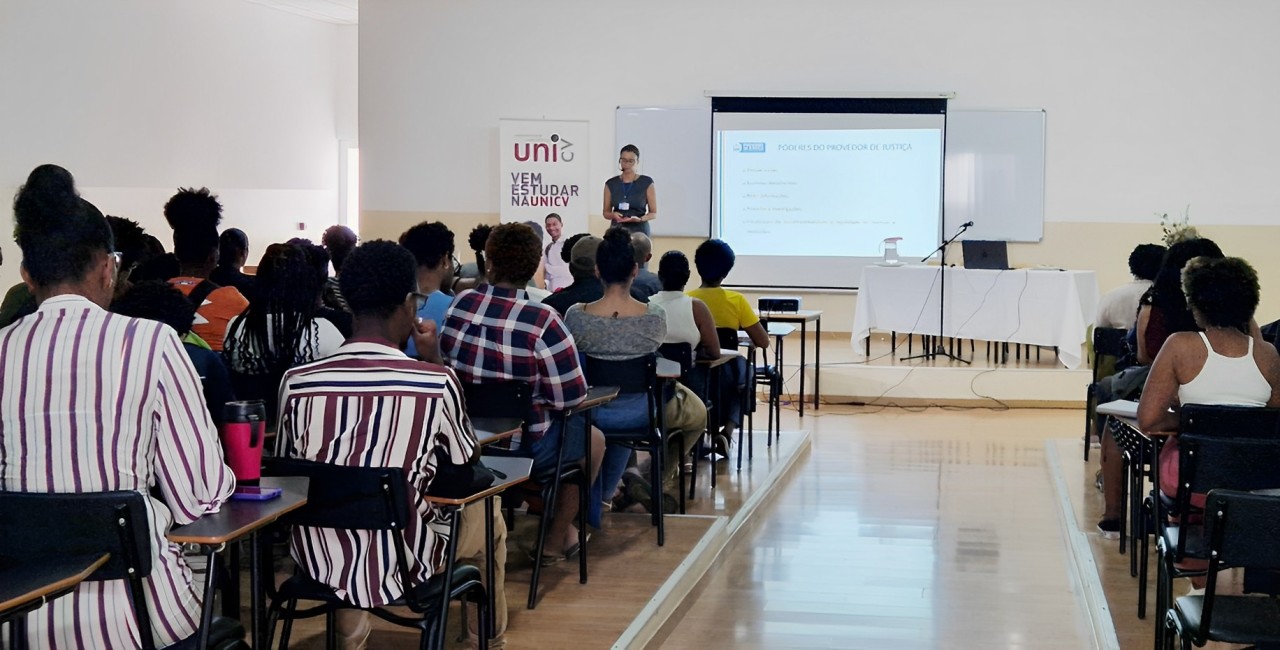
left=758, top=296, right=801, bottom=313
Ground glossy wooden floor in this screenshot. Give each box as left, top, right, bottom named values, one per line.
left=653, top=406, right=1095, bottom=650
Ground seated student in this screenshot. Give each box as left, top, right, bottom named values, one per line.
left=1137, top=256, right=1280, bottom=499
left=0, top=165, right=76, bottom=327
left=112, top=281, right=237, bottom=425
left=0, top=213, right=152, bottom=326
left=276, top=240, right=507, bottom=650
left=209, top=227, right=257, bottom=301
left=440, top=223, right=605, bottom=557
left=128, top=236, right=181, bottom=284
left=1096, top=243, right=1164, bottom=330
left=321, top=224, right=358, bottom=313
left=1096, top=237, right=1224, bottom=538
left=628, top=232, right=663, bottom=300
left=564, top=228, right=708, bottom=514
left=290, top=238, right=353, bottom=337
left=224, top=243, right=344, bottom=422
left=650, top=251, right=723, bottom=360
left=686, top=239, right=769, bottom=449
left=649, top=250, right=723, bottom=401
left=541, top=234, right=603, bottom=317
left=400, top=221, right=457, bottom=359
left=451, top=223, right=491, bottom=295
left=163, top=187, right=250, bottom=351
left=0, top=164, right=235, bottom=649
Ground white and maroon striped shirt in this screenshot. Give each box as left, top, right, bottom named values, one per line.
left=274, top=340, right=477, bottom=607
left=0, top=294, right=236, bottom=649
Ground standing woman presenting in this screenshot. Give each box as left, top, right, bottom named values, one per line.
left=603, top=144, right=657, bottom=236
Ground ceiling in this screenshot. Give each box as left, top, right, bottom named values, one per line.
left=241, top=0, right=358, bottom=25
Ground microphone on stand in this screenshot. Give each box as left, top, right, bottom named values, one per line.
left=960, top=220, right=975, bottom=228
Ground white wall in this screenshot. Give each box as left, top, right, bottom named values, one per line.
left=360, top=0, right=1280, bottom=227
left=0, top=0, right=358, bottom=289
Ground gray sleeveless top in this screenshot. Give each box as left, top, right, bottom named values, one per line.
left=605, top=174, right=654, bottom=236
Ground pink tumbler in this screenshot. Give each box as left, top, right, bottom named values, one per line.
left=221, top=400, right=267, bottom=485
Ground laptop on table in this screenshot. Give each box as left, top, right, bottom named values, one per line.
left=962, top=240, right=1010, bottom=270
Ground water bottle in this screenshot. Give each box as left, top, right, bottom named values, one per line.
left=221, top=400, right=267, bottom=485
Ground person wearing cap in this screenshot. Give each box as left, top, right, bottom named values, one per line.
left=542, top=234, right=605, bottom=317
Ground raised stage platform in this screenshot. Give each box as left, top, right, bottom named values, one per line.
left=777, top=331, right=1089, bottom=409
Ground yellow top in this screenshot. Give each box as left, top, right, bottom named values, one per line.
left=686, top=287, right=759, bottom=330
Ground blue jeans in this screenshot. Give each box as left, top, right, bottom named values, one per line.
left=528, top=412, right=600, bottom=528
left=589, top=395, right=648, bottom=522
left=529, top=412, right=588, bottom=477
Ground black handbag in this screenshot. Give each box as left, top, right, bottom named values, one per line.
left=426, top=448, right=497, bottom=498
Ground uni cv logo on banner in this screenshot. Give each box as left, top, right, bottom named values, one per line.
left=733, top=142, right=766, bottom=153
left=513, top=134, right=576, bottom=162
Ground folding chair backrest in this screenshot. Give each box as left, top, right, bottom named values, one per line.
left=1205, top=489, right=1280, bottom=572
left=263, top=458, right=411, bottom=531
left=0, top=490, right=152, bottom=581
left=1179, top=434, right=1280, bottom=501
left=1180, top=405, right=1280, bottom=440
left=1092, top=326, right=1128, bottom=381
left=0, top=490, right=157, bottom=649
left=657, top=342, right=694, bottom=379
left=463, top=381, right=533, bottom=422
left=716, top=327, right=739, bottom=351
left=583, top=354, right=657, bottom=397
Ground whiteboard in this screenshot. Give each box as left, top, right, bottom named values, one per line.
left=943, top=109, right=1046, bottom=242
left=613, top=105, right=1046, bottom=241
left=615, top=106, right=712, bottom=237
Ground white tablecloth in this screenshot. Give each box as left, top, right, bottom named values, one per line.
left=849, top=266, right=1100, bottom=369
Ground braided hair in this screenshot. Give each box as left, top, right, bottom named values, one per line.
left=224, top=242, right=321, bottom=377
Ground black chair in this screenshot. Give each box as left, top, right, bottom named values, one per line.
left=582, top=353, right=671, bottom=546
left=1084, top=326, right=1128, bottom=461
left=262, top=459, right=488, bottom=650
left=1166, top=489, right=1280, bottom=649
left=1151, top=409, right=1280, bottom=648
left=462, top=381, right=588, bottom=609
left=0, top=490, right=243, bottom=650
left=463, top=382, right=532, bottom=454
left=717, top=327, right=773, bottom=470
left=739, top=329, right=783, bottom=454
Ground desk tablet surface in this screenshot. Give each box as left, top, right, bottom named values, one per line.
left=422, top=456, right=534, bottom=506
left=168, top=476, right=309, bottom=545
left=0, top=552, right=109, bottom=614
left=1096, top=400, right=1139, bottom=419
left=472, top=417, right=523, bottom=445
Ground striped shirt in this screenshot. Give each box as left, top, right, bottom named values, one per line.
left=440, top=284, right=588, bottom=448
left=0, top=294, right=236, bottom=649
left=274, top=340, right=477, bottom=607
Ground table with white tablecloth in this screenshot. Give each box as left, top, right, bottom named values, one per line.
left=849, top=265, right=1100, bottom=369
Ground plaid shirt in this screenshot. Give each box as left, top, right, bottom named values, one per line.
left=440, top=284, right=587, bottom=446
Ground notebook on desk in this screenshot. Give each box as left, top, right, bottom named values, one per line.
left=962, top=240, right=1010, bottom=270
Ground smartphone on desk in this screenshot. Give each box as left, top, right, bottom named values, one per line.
left=231, top=485, right=283, bottom=501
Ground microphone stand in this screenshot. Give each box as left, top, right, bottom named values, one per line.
left=901, top=222, right=972, bottom=364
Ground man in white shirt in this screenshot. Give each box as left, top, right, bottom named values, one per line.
left=542, top=212, right=572, bottom=292
left=1096, top=243, right=1165, bottom=329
